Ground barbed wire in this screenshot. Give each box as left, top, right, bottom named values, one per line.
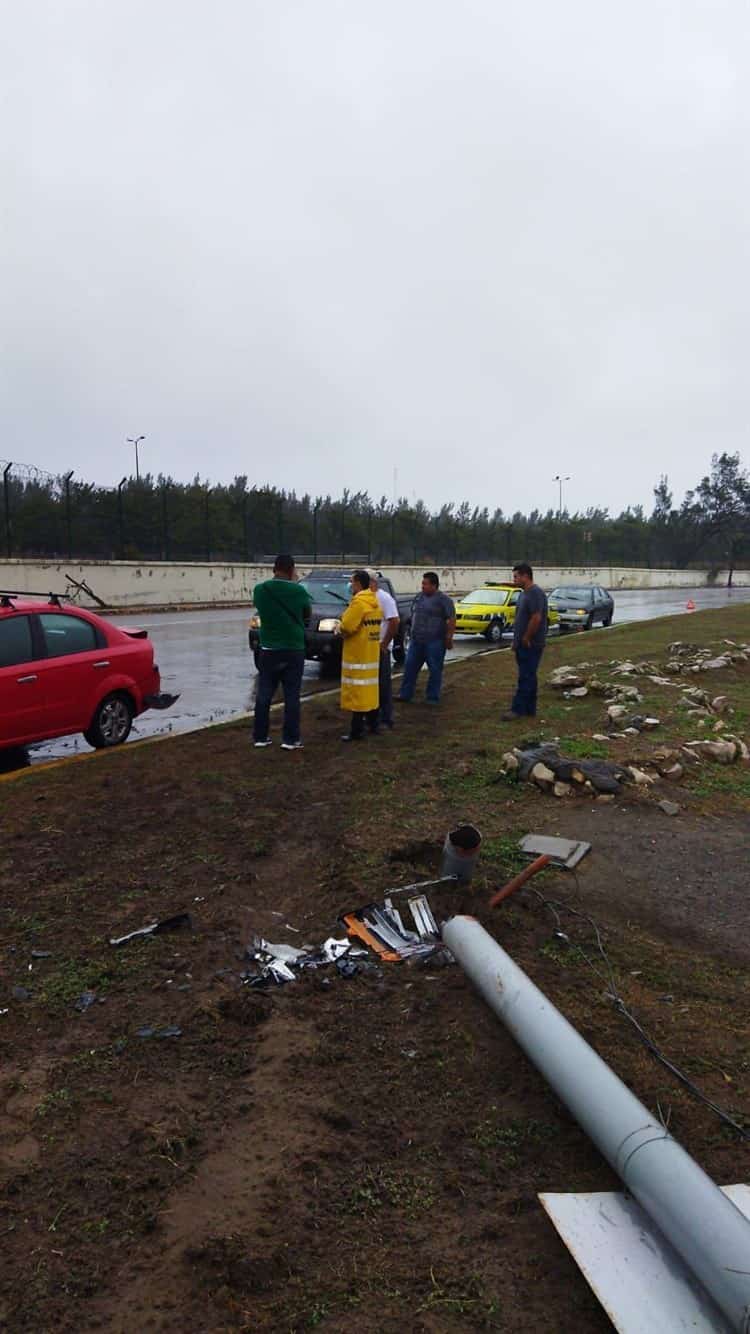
left=0, top=458, right=61, bottom=487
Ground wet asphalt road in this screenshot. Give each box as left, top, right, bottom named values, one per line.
left=26, top=584, right=750, bottom=763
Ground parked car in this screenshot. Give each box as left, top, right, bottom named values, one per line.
left=548, top=584, right=614, bottom=631
left=0, top=592, right=177, bottom=751
left=248, top=570, right=414, bottom=673
left=454, top=583, right=559, bottom=642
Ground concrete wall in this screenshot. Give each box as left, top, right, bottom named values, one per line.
left=0, top=558, right=746, bottom=608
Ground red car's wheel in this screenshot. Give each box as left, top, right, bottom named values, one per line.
left=84, top=692, right=134, bottom=748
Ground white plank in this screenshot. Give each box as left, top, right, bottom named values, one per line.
left=539, top=1184, right=750, bottom=1334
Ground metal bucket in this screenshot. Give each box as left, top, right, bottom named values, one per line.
left=439, top=824, right=482, bottom=883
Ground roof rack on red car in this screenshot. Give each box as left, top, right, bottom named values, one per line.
left=0, top=589, right=69, bottom=608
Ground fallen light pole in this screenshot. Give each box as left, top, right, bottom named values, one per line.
left=442, top=916, right=750, bottom=1334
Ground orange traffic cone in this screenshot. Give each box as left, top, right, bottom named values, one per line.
left=686, top=598, right=696, bottom=611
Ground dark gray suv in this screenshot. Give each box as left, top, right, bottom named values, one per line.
left=548, top=584, right=614, bottom=632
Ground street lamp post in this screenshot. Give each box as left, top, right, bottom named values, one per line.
left=3, top=462, right=12, bottom=557
left=553, top=474, right=571, bottom=520
left=126, top=435, right=145, bottom=481
left=312, top=500, right=321, bottom=565
left=117, top=477, right=127, bottom=557
left=63, top=470, right=74, bottom=561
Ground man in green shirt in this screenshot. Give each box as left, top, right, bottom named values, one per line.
left=252, top=554, right=312, bottom=750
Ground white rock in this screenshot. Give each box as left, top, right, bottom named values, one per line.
left=679, top=747, right=702, bottom=765
left=661, top=763, right=685, bottom=781
left=568, top=686, right=589, bottom=698
left=721, top=735, right=750, bottom=763
left=641, top=717, right=661, bottom=730
left=592, top=734, right=610, bottom=742
left=627, top=766, right=654, bottom=786
left=623, top=727, right=640, bottom=736
left=710, top=696, right=730, bottom=713
left=658, top=800, right=680, bottom=817
left=595, top=793, right=616, bottom=804
left=530, top=762, right=556, bottom=790
left=553, top=781, right=572, bottom=798
left=700, top=656, right=731, bottom=671
left=501, top=752, right=519, bottom=772
left=607, top=704, right=628, bottom=722
left=684, top=740, right=737, bottom=764
left=549, top=668, right=585, bottom=689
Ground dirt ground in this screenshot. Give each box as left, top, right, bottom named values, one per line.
left=1, top=606, right=749, bottom=1332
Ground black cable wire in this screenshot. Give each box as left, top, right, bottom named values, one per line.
left=523, top=884, right=749, bottom=1141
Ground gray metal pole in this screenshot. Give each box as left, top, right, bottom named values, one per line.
left=63, top=470, right=74, bottom=561
left=442, top=916, right=750, bottom=1334
left=3, top=462, right=12, bottom=557
left=117, top=477, right=127, bottom=557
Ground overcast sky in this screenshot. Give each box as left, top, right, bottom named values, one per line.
left=2, top=0, right=748, bottom=517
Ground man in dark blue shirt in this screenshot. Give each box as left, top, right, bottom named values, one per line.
left=397, top=572, right=455, bottom=704
left=502, top=562, right=548, bottom=720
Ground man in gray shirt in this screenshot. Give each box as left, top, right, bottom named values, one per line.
left=502, top=562, right=548, bottom=719
left=397, top=572, right=455, bottom=705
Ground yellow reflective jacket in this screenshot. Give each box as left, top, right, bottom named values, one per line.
left=340, top=588, right=382, bottom=712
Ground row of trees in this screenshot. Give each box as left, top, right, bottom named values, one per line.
left=1, top=453, right=748, bottom=578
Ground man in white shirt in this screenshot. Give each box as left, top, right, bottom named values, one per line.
left=368, top=570, right=399, bottom=729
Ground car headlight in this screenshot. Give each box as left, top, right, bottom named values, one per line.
left=318, top=617, right=341, bottom=632
left=249, top=614, right=261, bottom=629
left=576, top=609, right=586, bottom=615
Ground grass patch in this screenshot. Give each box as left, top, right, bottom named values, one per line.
left=345, top=1166, right=436, bottom=1218
left=472, top=1114, right=557, bottom=1165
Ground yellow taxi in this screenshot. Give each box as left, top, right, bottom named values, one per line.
left=454, top=583, right=559, bottom=643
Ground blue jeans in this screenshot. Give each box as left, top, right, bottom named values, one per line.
left=512, top=645, right=544, bottom=716
left=253, top=649, right=305, bottom=743
left=398, top=640, right=446, bottom=703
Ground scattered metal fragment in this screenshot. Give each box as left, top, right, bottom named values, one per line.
left=248, top=937, right=307, bottom=964
left=136, top=1024, right=182, bottom=1039
left=341, top=891, right=448, bottom=964
left=408, top=894, right=440, bottom=940
left=30, top=950, right=51, bottom=959
left=387, top=874, right=458, bottom=897
left=320, top=937, right=352, bottom=962
left=74, top=990, right=98, bottom=1012
left=110, top=912, right=192, bottom=947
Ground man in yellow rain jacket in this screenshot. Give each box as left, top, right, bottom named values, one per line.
left=338, top=569, right=383, bottom=741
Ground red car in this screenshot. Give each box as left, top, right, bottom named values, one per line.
left=0, top=592, right=176, bottom=751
